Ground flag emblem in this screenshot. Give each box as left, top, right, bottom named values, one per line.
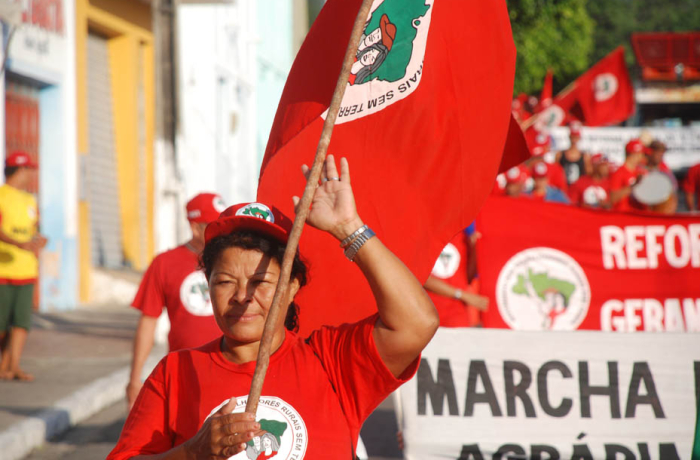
left=330, top=0, right=434, bottom=124
left=593, top=73, right=619, bottom=102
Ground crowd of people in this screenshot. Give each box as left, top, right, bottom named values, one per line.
left=493, top=123, right=700, bottom=214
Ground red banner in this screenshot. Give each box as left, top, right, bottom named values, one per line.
left=477, top=197, right=700, bottom=332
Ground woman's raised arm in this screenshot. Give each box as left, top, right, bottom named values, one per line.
left=295, top=155, right=439, bottom=377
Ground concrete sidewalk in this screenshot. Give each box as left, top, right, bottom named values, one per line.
left=0, top=306, right=165, bottom=460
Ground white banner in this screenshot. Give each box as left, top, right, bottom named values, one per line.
left=398, top=328, right=700, bottom=459
left=548, top=127, right=700, bottom=171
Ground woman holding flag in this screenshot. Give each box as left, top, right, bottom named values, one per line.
left=108, top=155, right=439, bottom=459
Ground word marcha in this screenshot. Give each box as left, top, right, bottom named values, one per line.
left=417, top=359, right=677, bottom=419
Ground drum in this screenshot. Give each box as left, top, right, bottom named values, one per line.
left=631, top=171, right=677, bottom=214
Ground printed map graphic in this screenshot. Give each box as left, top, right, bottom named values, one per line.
left=512, top=269, right=575, bottom=305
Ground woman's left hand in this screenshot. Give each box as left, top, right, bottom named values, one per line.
left=293, top=155, right=364, bottom=241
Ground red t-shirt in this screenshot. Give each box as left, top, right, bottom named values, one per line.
left=683, top=163, right=700, bottom=208
left=132, top=245, right=221, bottom=351
left=107, top=315, right=418, bottom=460
left=428, top=233, right=471, bottom=327
left=569, top=176, right=611, bottom=208
left=610, top=164, right=644, bottom=212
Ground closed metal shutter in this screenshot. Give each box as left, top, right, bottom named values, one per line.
left=87, top=33, right=124, bottom=269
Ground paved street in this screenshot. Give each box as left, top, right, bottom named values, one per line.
left=23, top=402, right=125, bottom=460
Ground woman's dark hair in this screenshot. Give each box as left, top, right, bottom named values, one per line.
left=200, top=230, right=308, bottom=332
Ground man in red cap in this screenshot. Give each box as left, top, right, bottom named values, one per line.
left=610, top=139, right=649, bottom=212
left=528, top=162, right=570, bottom=204
left=503, top=165, right=529, bottom=198
left=569, top=153, right=612, bottom=209
left=0, top=152, right=47, bottom=381
left=526, top=133, right=568, bottom=194
left=126, top=192, right=226, bottom=408
left=555, top=122, right=592, bottom=187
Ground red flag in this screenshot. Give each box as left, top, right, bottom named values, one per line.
left=258, top=0, right=525, bottom=335
left=572, top=46, right=634, bottom=126
left=535, top=68, right=553, bottom=113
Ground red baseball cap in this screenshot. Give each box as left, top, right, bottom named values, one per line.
left=569, top=121, right=582, bottom=137
left=531, top=133, right=550, bottom=156
left=532, top=161, right=549, bottom=179
left=505, top=165, right=529, bottom=184
left=625, top=139, right=650, bottom=156
left=204, top=202, right=293, bottom=244
left=5, top=151, right=37, bottom=168
left=591, top=153, right=608, bottom=165
left=186, top=193, right=226, bottom=224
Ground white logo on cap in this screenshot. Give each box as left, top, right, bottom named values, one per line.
left=506, top=167, right=520, bottom=180
left=17, top=156, right=27, bottom=164
left=534, top=162, right=547, bottom=176
left=212, top=196, right=226, bottom=213
left=236, top=203, right=275, bottom=223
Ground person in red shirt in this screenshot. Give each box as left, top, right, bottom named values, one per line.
left=526, top=132, right=568, bottom=194
left=108, top=155, right=438, bottom=460
left=528, top=162, right=570, bottom=204
left=424, top=225, right=488, bottom=327
left=125, top=193, right=226, bottom=409
left=610, top=139, right=648, bottom=212
left=555, top=122, right=592, bottom=186
left=569, top=153, right=612, bottom=209
left=683, top=162, right=700, bottom=211
left=503, top=165, right=529, bottom=198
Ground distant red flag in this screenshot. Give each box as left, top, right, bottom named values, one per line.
left=572, top=46, right=634, bottom=126
left=535, top=68, right=553, bottom=113
left=257, top=0, right=525, bottom=335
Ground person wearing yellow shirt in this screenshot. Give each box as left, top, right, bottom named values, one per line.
left=0, top=151, right=47, bottom=381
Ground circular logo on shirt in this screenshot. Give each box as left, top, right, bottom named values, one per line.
left=431, top=243, right=461, bottom=279
left=179, top=271, right=214, bottom=316
left=324, top=0, right=434, bottom=124
left=593, top=73, right=618, bottom=102
left=496, top=247, right=590, bottom=331
left=582, top=185, right=608, bottom=206
left=207, top=396, right=308, bottom=460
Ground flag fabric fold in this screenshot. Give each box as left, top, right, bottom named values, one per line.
left=258, top=0, right=524, bottom=335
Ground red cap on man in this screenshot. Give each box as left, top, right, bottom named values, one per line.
left=505, top=166, right=529, bottom=184
left=186, top=193, right=226, bottom=224
left=591, top=153, right=608, bottom=165
left=569, top=121, right=582, bottom=138
left=532, top=162, right=549, bottom=179
left=625, top=139, right=650, bottom=156
left=531, top=133, right=550, bottom=157
left=5, top=151, right=37, bottom=168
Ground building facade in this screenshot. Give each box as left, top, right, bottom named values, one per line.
left=2, top=0, right=78, bottom=310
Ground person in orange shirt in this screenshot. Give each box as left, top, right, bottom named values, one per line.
left=0, top=152, right=48, bottom=381
left=610, top=139, right=648, bottom=212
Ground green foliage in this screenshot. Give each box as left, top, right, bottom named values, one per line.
left=508, top=0, right=594, bottom=95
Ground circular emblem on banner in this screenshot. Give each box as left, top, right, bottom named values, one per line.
left=179, top=271, right=213, bottom=316
left=534, top=105, right=566, bottom=131
left=207, top=396, right=308, bottom=460
left=431, top=243, right=461, bottom=279
left=593, top=73, right=618, bottom=102
left=496, top=247, right=590, bottom=331
left=325, top=0, right=434, bottom=124
left=236, top=203, right=275, bottom=223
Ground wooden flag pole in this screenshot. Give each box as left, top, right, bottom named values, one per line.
left=245, top=0, right=375, bottom=415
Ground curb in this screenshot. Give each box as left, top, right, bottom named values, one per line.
left=0, top=353, right=162, bottom=460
